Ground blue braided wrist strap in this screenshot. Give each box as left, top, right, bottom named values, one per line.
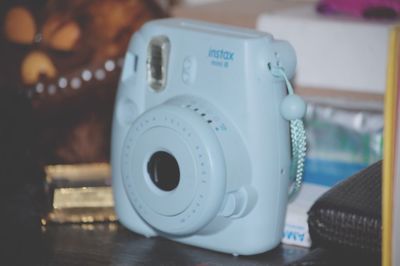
left=289, top=119, right=307, bottom=199
left=270, top=65, right=307, bottom=200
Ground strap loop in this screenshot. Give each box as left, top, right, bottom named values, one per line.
left=269, top=64, right=307, bottom=200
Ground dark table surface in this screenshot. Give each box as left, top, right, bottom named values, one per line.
left=21, top=222, right=309, bottom=266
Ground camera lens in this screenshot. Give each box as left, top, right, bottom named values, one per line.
left=147, top=151, right=180, bottom=191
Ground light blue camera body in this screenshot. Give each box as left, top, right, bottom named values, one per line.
left=112, top=18, right=296, bottom=255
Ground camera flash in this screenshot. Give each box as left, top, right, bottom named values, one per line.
left=147, top=36, right=170, bottom=91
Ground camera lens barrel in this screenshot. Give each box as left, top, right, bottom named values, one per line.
left=121, top=101, right=226, bottom=235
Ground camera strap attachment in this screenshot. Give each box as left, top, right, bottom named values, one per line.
left=269, top=65, right=307, bottom=200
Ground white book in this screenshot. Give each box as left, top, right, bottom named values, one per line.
left=282, top=183, right=329, bottom=247
left=257, top=4, right=398, bottom=94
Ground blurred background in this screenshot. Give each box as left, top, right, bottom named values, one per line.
left=0, top=0, right=396, bottom=264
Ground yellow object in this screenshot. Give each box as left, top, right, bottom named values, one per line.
left=4, top=6, right=36, bottom=44
left=21, top=51, right=57, bottom=85
left=382, top=26, right=400, bottom=266
left=42, top=17, right=81, bottom=51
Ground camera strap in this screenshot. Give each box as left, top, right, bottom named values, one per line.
left=269, top=65, right=307, bottom=200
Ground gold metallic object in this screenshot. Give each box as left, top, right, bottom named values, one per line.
left=44, top=163, right=117, bottom=224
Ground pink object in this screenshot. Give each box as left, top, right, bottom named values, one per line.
left=317, top=0, right=400, bottom=19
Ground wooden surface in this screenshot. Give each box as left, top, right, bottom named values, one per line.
left=22, top=223, right=309, bottom=266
